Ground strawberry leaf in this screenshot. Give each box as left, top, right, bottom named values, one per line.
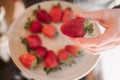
left=55, top=31, right=59, bottom=38
left=44, top=66, right=61, bottom=75
left=24, top=18, right=32, bottom=30
left=83, top=18, right=93, bottom=34
left=20, top=37, right=30, bottom=53
left=31, top=59, right=38, bottom=69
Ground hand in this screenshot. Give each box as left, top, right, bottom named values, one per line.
left=73, top=9, right=120, bottom=54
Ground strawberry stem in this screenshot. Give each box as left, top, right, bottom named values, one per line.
left=24, top=17, right=32, bottom=30
left=20, top=37, right=30, bottom=53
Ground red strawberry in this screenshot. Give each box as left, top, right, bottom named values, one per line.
left=62, top=8, right=73, bottom=23
left=44, top=50, right=60, bottom=74
left=35, top=46, right=47, bottom=59
left=36, top=9, right=51, bottom=23
left=21, top=35, right=42, bottom=51
left=58, top=49, right=75, bottom=66
left=50, top=3, right=62, bottom=22
left=61, top=17, right=85, bottom=38
left=65, top=45, right=81, bottom=57
left=25, top=19, right=43, bottom=33
left=42, top=25, right=58, bottom=38
left=19, top=53, right=38, bottom=69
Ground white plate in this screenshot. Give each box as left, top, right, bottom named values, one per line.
left=9, top=1, right=100, bottom=80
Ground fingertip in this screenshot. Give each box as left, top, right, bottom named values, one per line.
left=74, top=12, right=85, bottom=18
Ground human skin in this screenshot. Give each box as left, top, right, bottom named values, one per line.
left=73, top=9, right=120, bottom=54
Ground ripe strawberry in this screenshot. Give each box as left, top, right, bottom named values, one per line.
left=21, top=35, right=42, bottom=52
left=50, top=3, right=62, bottom=22
left=44, top=50, right=60, bottom=74
left=25, top=19, right=43, bottom=33
left=62, top=8, right=73, bottom=23
left=65, top=45, right=81, bottom=57
left=61, top=17, right=85, bottom=38
left=19, top=53, right=38, bottom=69
left=42, top=25, right=58, bottom=38
left=58, top=49, right=75, bottom=66
left=35, top=46, right=47, bottom=59
left=36, top=9, right=51, bottom=23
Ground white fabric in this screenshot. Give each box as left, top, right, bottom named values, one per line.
left=73, top=0, right=120, bottom=11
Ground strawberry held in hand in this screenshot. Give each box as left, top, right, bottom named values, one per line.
left=50, top=3, right=62, bottom=22
left=65, top=45, right=81, bottom=57
left=44, top=50, right=60, bottom=74
left=42, top=25, right=58, bottom=38
left=19, top=53, right=38, bottom=69
left=25, top=18, right=43, bottom=33
left=35, top=46, right=47, bottom=59
left=21, top=34, right=42, bottom=51
left=35, top=5, right=51, bottom=23
left=62, top=7, right=73, bottom=23
left=61, top=17, right=93, bottom=38
left=58, top=49, right=75, bottom=66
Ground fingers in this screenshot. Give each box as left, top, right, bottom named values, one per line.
left=79, top=38, right=120, bottom=54
left=74, top=10, right=106, bottom=20
left=72, top=27, right=117, bottom=48
left=74, top=10, right=110, bottom=28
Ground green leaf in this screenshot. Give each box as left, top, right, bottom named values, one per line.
left=55, top=31, right=59, bottom=38
left=83, top=18, right=94, bottom=34
left=24, top=18, right=32, bottom=30
left=20, top=37, right=30, bottom=52
left=87, top=23, right=93, bottom=34
left=84, top=27, right=88, bottom=33
left=38, top=5, right=41, bottom=10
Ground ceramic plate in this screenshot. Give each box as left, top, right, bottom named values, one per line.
left=9, top=1, right=100, bottom=80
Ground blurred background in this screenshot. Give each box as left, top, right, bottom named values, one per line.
left=0, top=0, right=120, bottom=80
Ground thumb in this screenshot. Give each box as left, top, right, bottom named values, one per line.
left=74, top=10, right=105, bottom=20
left=74, top=10, right=109, bottom=28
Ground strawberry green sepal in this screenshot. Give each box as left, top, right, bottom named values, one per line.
left=30, top=59, right=38, bottom=69
left=33, top=52, right=44, bottom=62
left=44, top=66, right=61, bottom=74
left=24, top=18, right=32, bottom=30
left=52, top=2, right=61, bottom=7
left=60, top=54, right=76, bottom=66
left=66, top=7, right=72, bottom=11
left=54, top=31, right=59, bottom=38
left=33, top=5, right=41, bottom=15
left=83, top=18, right=94, bottom=34
left=77, top=50, right=84, bottom=57
left=20, top=37, right=30, bottom=53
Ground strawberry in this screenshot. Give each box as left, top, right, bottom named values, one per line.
left=19, top=53, right=38, bottom=69
left=61, top=17, right=85, bottom=38
left=35, top=5, right=51, bottom=23
left=50, top=3, right=62, bottom=22
left=61, top=17, right=94, bottom=38
left=62, top=8, right=73, bottom=23
left=35, top=46, right=47, bottom=59
left=44, top=50, right=60, bottom=74
left=25, top=19, right=43, bottom=33
left=58, top=49, right=75, bottom=66
left=21, top=34, right=42, bottom=52
left=42, top=25, right=58, bottom=38
left=65, top=45, right=81, bottom=57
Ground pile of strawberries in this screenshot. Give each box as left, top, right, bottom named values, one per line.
left=19, top=3, right=93, bottom=74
